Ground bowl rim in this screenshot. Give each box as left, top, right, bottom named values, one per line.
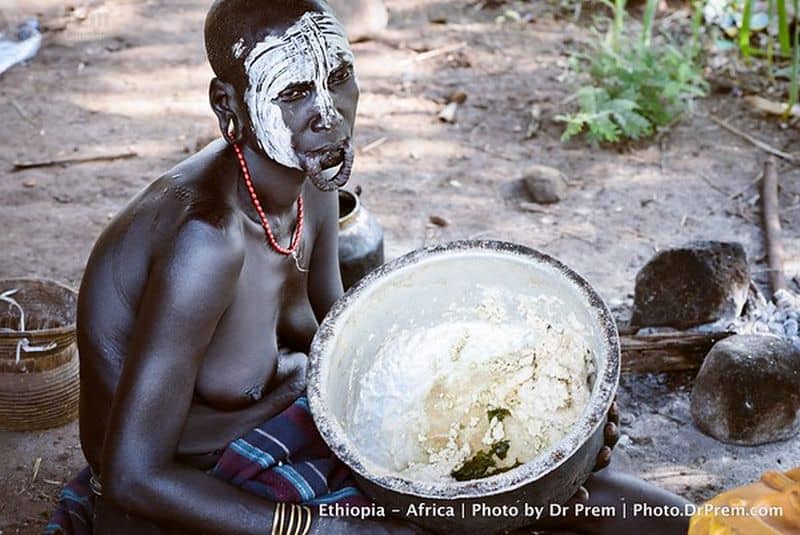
left=308, top=240, right=620, bottom=500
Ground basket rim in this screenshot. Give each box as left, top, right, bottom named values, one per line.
left=0, top=277, right=78, bottom=338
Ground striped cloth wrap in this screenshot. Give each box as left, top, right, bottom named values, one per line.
left=46, top=396, right=369, bottom=534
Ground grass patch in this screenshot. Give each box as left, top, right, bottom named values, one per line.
left=558, top=0, right=708, bottom=144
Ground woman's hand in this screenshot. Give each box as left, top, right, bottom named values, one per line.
left=568, top=398, right=621, bottom=503
left=593, top=398, right=620, bottom=472
left=273, top=350, right=308, bottom=394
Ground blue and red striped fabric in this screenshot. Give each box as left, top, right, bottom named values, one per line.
left=46, top=396, right=368, bottom=533
left=211, top=396, right=369, bottom=507
left=46, top=467, right=94, bottom=535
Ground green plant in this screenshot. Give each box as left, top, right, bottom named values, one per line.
left=791, top=2, right=799, bottom=112
left=787, top=0, right=799, bottom=115
left=709, top=0, right=799, bottom=117
left=557, top=0, right=708, bottom=144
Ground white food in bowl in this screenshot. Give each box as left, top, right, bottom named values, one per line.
left=309, top=243, right=619, bottom=511
left=349, top=288, right=595, bottom=482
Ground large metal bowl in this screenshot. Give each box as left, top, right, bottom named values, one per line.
left=308, top=241, right=620, bottom=533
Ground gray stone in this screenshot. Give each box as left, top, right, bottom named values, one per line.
left=631, top=241, right=750, bottom=328
left=691, top=334, right=800, bottom=445
left=327, top=0, right=388, bottom=42
left=608, top=447, right=635, bottom=474
left=521, top=164, right=569, bottom=204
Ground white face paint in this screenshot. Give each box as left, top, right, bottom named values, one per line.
left=241, top=12, right=354, bottom=170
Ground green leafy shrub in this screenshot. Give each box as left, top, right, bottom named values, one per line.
left=558, top=0, right=709, bottom=144
left=706, top=0, right=799, bottom=118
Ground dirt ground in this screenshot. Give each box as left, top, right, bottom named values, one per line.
left=1, top=0, right=799, bottom=533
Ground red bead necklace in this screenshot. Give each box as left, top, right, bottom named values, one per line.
left=232, top=142, right=304, bottom=257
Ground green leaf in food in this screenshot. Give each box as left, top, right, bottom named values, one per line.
left=486, top=408, right=512, bottom=422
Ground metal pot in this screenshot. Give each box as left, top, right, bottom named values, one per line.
left=338, top=189, right=384, bottom=290
left=308, top=241, right=620, bottom=534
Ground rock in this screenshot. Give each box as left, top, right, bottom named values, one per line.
left=521, top=164, right=568, bottom=204
left=691, top=334, right=800, bottom=445
left=327, top=0, right=388, bottom=42
left=608, top=446, right=635, bottom=474
left=631, top=241, right=749, bottom=328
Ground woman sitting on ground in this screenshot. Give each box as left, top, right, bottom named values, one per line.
left=49, top=1, right=689, bottom=534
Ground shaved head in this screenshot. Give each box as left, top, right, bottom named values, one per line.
left=205, top=0, right=332, bottom=86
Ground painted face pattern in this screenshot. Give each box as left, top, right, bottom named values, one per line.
left=241, top=12, right=354, bottom=170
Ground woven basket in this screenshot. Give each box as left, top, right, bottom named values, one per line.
left=0, top=278, right=79, bottom=431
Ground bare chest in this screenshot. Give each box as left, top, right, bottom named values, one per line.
left=194, top=225, right=317, bottom=409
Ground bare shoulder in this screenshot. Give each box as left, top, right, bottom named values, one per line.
left=94, top=140, right=234, bottom=238
left=160, top=147, right=247, bottom=290
left=157, top=216, right=245, bottom=296
left=151, top=140, right=237, bottom=229
left=111, top=140, right=245, bottom=300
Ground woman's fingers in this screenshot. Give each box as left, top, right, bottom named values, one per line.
left=275, top=352, right=308, bottom=385
left=604, top=421, right=619, bottom=448
left=608, top=399, right=620, bottom=427
left=594, top=446, right=613, bottom=472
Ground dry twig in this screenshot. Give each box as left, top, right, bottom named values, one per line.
left=709, top=115, right=797, bottom=163
left=31, top=457, right=42, bottom=483
left=699, top=173, right=730, bottom=196
left=728, top=170, right=763, bottom=200
left=360, top=137, right=387, bottom=154
left=404, top=42, right=466, bottom=65
left=762, top=157, right=788, bottom=294
left=10, top=100, right=36, bottom=126
left=519, top=202, right=552, bottom=214
left=621, top=331, right=735, bottom=374
left=13, top=151, right=138, bottom=171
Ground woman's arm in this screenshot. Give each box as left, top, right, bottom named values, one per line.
left=307, top=188, right=344, bottom=322
left=101, top=220, right=278, bottom=534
